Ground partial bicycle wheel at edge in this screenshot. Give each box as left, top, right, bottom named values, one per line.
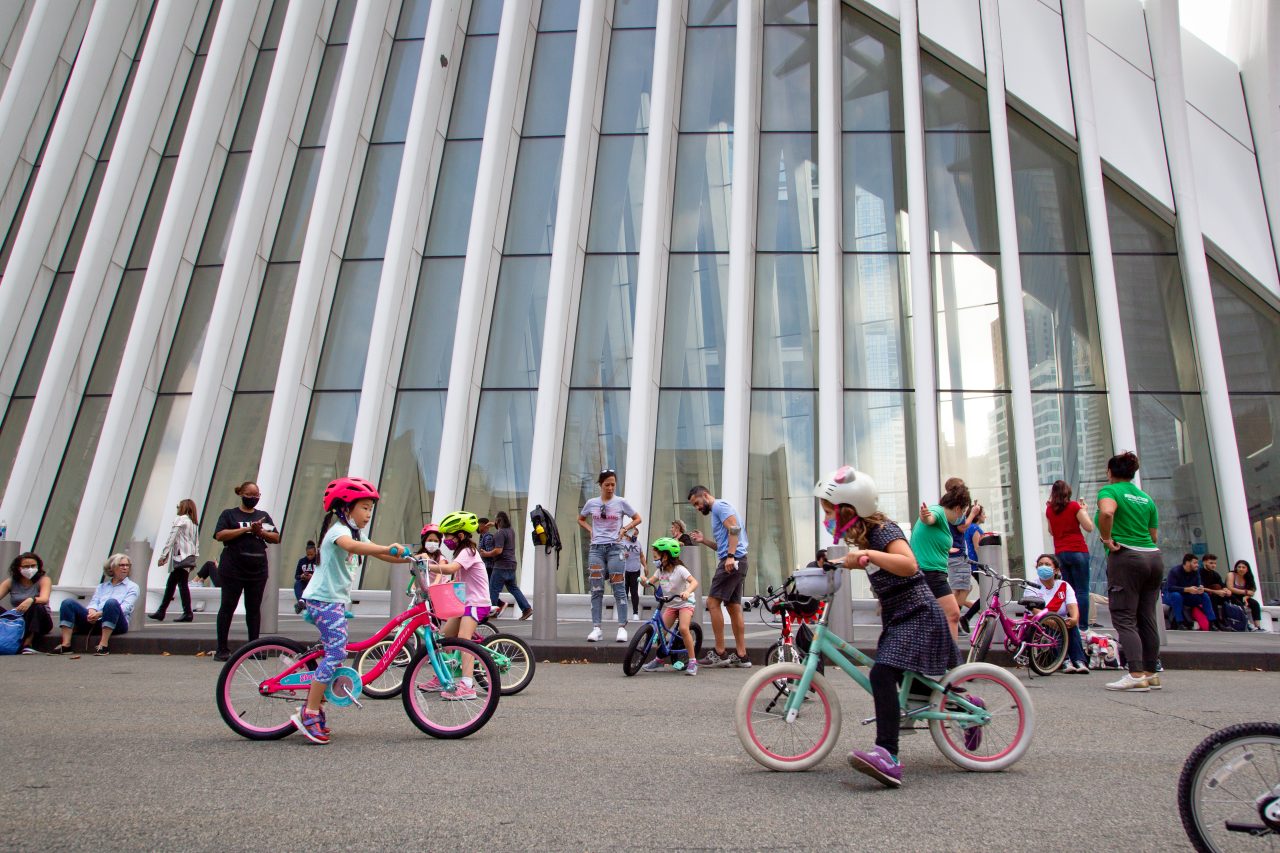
left=623, top=624, right=656, bottom=676
left=1177, top=721, right=1280, bottom=853
left=484, top=633, right=536, bottom=695
left=401, top=637, right=500, bottom=739
left=216, top=636, right=313, bottom=740
left=1027, top=614, right=1068, bottom=676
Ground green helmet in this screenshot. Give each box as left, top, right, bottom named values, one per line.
left=438, top=510, right=479, bottom=535
left=651, top=537, right=682, bottom=558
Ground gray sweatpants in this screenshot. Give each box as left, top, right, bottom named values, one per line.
left=1105, top=546, right=1165, bottom=674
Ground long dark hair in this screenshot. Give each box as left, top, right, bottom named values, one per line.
left=1233, top=560, right=1257, bottom=591
left=1048, top=480, right=1072, bottom=514
left=449, top=530, right=477, bottom=555
left=319, top=502, right=362, bottom=544
left=8, top=552, right=45, bottom=584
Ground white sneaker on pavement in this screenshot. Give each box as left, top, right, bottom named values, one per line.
left=587, top=626, right=603, bottom=642
left=616, top=626, right=628, bottom=643
left=1104, top=673, right=1150, bottom=692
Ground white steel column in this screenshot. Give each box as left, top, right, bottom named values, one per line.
left=979, top=0, right=1043, bottom=568
left=0, top=0, right=145, bottom=410
left=0, top=0, right=211, bottom=546
left=350, top=0, right=468, bottom=480
left=719, top=0, right=762, bottom=512
left=431, top=0, right=540, bottom=515
left=1147, top=0, right=1257, bottom=569
left=521, top=0, right=610, bottom=594
left=900, top=0, right=941, bottom=505
left=0, top=1, right=33, bottom=91
left=63, top=0, right=270, bottom=578
left=255, top=0, right=400, bottom=512
left=815, top=0, right=843, bottom=479
left=0, top=0, right=91, bottom=241
left=1061, top=1, right=1137, bottom=457
left=621, top=0, right=685, bottom=544
left=153, top=1, right=337, bottom=564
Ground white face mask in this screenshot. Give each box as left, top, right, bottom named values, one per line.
left=424, top=541, right=441, bottom=554
left=20, top=567, right=38, bottom=580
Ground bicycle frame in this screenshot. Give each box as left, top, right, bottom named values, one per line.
left=970, top=570, right=1060, bottom=653
left=780, top=595, right=989, bottom=729
left=647, top=596, right=695, bottom=659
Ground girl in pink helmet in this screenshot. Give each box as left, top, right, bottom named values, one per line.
left=291, top=477, right=407, bottom=745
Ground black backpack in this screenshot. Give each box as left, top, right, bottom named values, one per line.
left=529, top=504, right=562, bottom=562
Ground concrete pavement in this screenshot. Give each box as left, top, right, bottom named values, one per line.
left=3, top=655, right=1274, bottom=851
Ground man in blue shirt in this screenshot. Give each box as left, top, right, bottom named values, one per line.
left=687, top=485, right=751, bottom=668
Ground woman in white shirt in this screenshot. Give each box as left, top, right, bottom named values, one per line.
left=1026, top=554, right=1089, bottom=673
left=149, top=499, right=200, bottom=622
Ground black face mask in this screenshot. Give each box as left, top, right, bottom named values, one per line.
left=697, top=502, right=711, bottom=516
left=241, top=496, right=260, bottom=509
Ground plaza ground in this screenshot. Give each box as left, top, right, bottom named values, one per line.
left=4, top=654, right=1273, bottom=851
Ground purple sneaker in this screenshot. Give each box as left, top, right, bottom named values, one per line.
left=847, top=746, right=903, bottom=788
left=962, top=696, right=987, bottom=751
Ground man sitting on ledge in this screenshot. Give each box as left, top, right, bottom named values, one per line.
left=1163, top=553, right=1215, bottom=631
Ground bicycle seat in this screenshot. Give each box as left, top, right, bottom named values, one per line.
left=1018, top=597, right=1045, bottom=611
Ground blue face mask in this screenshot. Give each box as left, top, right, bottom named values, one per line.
left=1036, top=565, right=1055, bottom=582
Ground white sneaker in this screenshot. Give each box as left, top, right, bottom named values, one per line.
left=1104, top=673, right=1150, bottom=692
left=616, top=626, right=628, bottom=643
left=587, top=626, right=603, bottom=642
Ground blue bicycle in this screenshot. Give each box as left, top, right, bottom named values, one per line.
left=622, top=593, right=704, bottom=675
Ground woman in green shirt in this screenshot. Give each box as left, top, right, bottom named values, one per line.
left=1095, top=451, right=1163, bottom=693
left=909, top=481, right=971, bottom=637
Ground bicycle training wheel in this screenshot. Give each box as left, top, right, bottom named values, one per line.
left=1028, top=614, right=1068, bottom=676
left=967, top=616, right=996, bottom=664
left=216, top=636, right=312, bottom=740
left=735, top=663, right=840, bottom=772
left=623, top=624, right=656, bottom=676
left=401, top=637, right=500, bottom=738
left=928, top=662, right=1034, bottom=772
left=484, top=633, right=536, bottom=695
left=1177, top=721, right=1280, bottom=853
left=355, top=633, right=419, bottom=699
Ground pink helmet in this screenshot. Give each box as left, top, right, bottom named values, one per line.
left=323, top=476, right=380, bottom=512
left=420, top=523, right=440, bottom=538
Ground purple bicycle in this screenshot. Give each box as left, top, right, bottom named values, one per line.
left=966, top=563, right=1069, bottom=676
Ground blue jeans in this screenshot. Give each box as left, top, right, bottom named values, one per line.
left=1066, top=620, right=1086, bottom=665
left=59, top=599, right=130, bottom=634
left=1056, top=551, right=1091, bottom=628
left=1164, top=590, right=1215, bottom=624
left=587, top=543, right=627, bottom=626
left=490, top=566, right=530, bottom=612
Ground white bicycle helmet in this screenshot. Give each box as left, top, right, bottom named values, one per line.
left=813, top=466, right=879, bottom=517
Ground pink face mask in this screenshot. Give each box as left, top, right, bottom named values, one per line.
left=443, top=537, right=459, bottom=551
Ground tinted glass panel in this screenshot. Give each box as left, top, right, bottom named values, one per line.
left=1021, top=254, right=1104, bottom=390
left=87, top=271, right=146, bottom=395
left=503, top=138, right=564, bottom=254
left=841, top=8, right=903, bottom=131
left=1210, top=262, right=1280, bottom=395
left=650, top=390, right=724, bottom=564
left=400, top=258, right=464, bottom=387
left=1113, top=254, right=1199, bottom=393
left=315, top=260, right=382, bottom=390
left=761, top=25, right=817, bottom=131
left=688, top=0, right=736, bottom=26
left=522, top=31, right=577, bottom=136
left=934, top=253, right=1003, bottom=390
left=843, top=390, right=914, bottom=524
left=938, top=390, right=1023, bottom=566
left=661, top=253, right=728, bottom=387
left=921, top=55, right=987, bottom=131
left=1008, top=115, right=1089, bottom=253
left=237, top=264, right=299, bottom=391
left=15, top=272, right=72, bottom=396
left=114, top=395, right=191, bottom=553
left=680, top=28, right=736, bottom=131
left=345, top=144, right=404, bottom=259
left=199, top=393, right=271, bottom=559
left=463, top=390, right=538, bottom=543
left=282, top=391, right=359, bottom=563
left=925, top=132, right=999, bottom=253
left=757, top=133, right=818, bottom=252
left=571, top=255, right=637, bottom=387
left=614, top=0, right=657, bottom=28
left=747, top=389, right=818, bottom=592
left=301, top=45, right=346, bottom=146
left=424, top=140, right=482, bottom=256
left=1105, top=179, right=1177, bottom=253
left=446, top=35, right=498, bottom=138
left=483, top=256, right=551, bottom=387
left=372, top=390, right=448, bottom=587
left=586, top=135, right=646, bottom=253
left=197, top=152, right=250, bottom=266
left=160, top=267, right=221, bottom=393
left=671, top=134, right=733, bottom=253
left=753, top=254, right=818, bottom=388
left=33, top=397, right=109, bottom=579
left=600, top=29, right=655, bottom=134
left=844, top=254, right=910, bottom=389
left=371, top=40, right=424, bottom=144
left=842, top=133, right=907, bottom=252
left=271, top=148, right=323, bottom=262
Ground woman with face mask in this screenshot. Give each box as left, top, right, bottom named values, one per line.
left=1024, top=554, right=1088, bottom=673
left=0, top=552, right=53, bottom=653
left=212, top=481, right=281, bottom=662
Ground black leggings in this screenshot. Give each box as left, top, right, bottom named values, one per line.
left=22, top=604, right=53, bottom=643
left=870, top=663, right=905, bottom=758
left=625, top=571, right=641, bottom=617
left=156, top=569, right=192, bottom=616
left=217, top=573, right=268, bottom=654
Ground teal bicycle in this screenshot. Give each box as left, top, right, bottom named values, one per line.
left=735, top=558, right=1035, bottom=773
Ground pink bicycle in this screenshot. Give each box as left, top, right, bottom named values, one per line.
left=966, top=563, right=1069, bottom=676
left=215, top=555, right=499, bottom=740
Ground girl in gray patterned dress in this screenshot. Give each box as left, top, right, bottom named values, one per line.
left=812, top=466, right=959, bottom=789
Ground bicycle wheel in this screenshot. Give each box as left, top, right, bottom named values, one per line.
left=355, top=633, right=419, bottom=699
left=765, top=640, right=802, bottom=667
left=401, top=637, right=500, bottom=739
left=1028, top=614, right=1068, bottom=676
left=473, top=620, right=498, bottom=641
left=216, top=637, right=312, bottom=740
left=623, top=624, right=656, bottom=676
left=735, top=663, right=841, bottom=772
left=670, top=621, right=703, bottom=660
left=1177, top=721, right=1280, bottom=852
left=928, top=662, right=1034, bottom=772
left=967, top=616, right=995, bottom=664
left=484, top=633, right=535, bottom=695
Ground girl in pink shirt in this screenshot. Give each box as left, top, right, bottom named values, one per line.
left=423, top=510, right=491, bottom=701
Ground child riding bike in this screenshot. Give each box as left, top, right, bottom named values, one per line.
left=293, top=477, right=408, bottom=744
left=638, top=537, right=700, bottom=675
left=419, top=511, right=490, bottom=700
left=814, top=466, right=960, bottom=788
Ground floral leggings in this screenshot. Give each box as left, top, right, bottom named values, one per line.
left=307, top=601, right=348, bottom=683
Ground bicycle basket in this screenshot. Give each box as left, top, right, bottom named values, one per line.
left=783, top=591, right=822, bottom=616
left=427, top=582, right=467, bottom=619
left=791, top=565, right=842, bottom=599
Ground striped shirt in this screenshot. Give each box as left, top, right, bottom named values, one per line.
left=159, top=515, right=199, bottom=564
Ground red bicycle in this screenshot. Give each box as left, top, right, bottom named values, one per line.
left=746, top=576, right=827, bottom=669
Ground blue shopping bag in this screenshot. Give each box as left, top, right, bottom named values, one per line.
left=0, top=609, right=25, bottom=655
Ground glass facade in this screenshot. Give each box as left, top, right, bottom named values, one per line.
left=0, top=0, right=1276, bottom=604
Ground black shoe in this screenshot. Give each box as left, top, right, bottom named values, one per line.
left=148, top=611, right=166, bottom=621
left=213, top=650, right=231, bottom=662
left=93, top=645, right=109, bottom=656
left=958, top=616, right=971, bottom=636
left=51, top=644, right=72, bottom=655
left=175, top=613, right=194, bottom=623
left=293, top=600, right=306, bottom=614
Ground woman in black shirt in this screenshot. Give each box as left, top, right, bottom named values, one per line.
left=213, top=481, right=281, bottom=660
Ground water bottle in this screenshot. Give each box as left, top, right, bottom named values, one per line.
left=0, top=519, right=6, bottom=540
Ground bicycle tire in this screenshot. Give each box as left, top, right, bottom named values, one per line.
left=673, top=621, right=703, bottom=660
left=736, top=663, right=840, bottom=771
left=473, top=620, right=498, bottom=641
left=1177, top=721, right=1280, bottom=853
left=765, top=640, right=802, bottom=667
left=400, top=637, right=500, bottom=739
left=354, top=632, right=420, bottom=699
left=623, top=624, right=656, bottom=676
left=928, top=662, right=1035, bottom=772
left=967, top=616, right=996, bottom=664
left=1027, top=614, right=1068, bottom=676
left=216, top=637, right=312, bottom=740
left=484, top=633, right=536, bottom=695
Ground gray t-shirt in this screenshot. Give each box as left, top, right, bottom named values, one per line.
left=580, top=496, right=638, bottom=545
left=493, top=526, right=517, bottom=569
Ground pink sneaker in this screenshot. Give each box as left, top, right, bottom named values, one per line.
left=418, top=675, right=443, bottom=693
left=442, top=683, right=478, bottom=701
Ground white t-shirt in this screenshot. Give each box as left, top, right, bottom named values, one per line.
left=656, top=565, right=696, bottom=608
left=1023, top=578, right=1077, bottom=615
